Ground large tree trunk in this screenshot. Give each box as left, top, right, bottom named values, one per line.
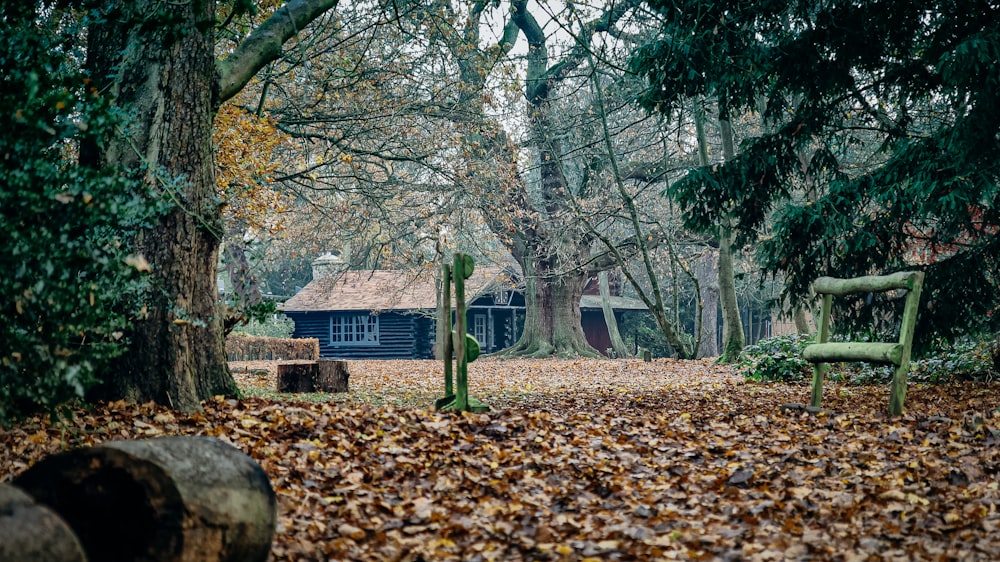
left=87, top=1, right=234, bottom=410
left=692, top=101, right=719, bottom=359
left=503, top=253, right=600, bottom=358
left=793, top=305, right=814, bottom=334
left=718, top=227, right=745, bottom=361
left=83, top=0, right=339, bottom=410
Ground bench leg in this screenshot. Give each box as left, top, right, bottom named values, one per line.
left=889, top=363, right=908, bottom=416
left=810, top=363, right=827, bottom=408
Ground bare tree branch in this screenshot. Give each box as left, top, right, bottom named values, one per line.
left=217, top=0, right=340, bottom=103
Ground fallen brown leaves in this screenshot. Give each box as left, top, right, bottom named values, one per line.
left=4, top=358, right=1000, bottom=561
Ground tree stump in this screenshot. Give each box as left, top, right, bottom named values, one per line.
left=13, top=436, right=276, bottom=562
left=0, top=483, right=88, bottom=562
left=316, top=359, right=349, bottom=392
left=277, top=360, right=349, bottom=393
left=277, top=361, right=317, bottom=393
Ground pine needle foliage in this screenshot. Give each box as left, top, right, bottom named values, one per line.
left=632, top=0, right=1000, bottom=345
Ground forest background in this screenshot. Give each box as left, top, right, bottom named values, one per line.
left=1, top=0, right=998, bottom=420
left=3, top=1, right=1000, bottom=559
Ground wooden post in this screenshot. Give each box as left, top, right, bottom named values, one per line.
left=454, top=253, right=469, bottom=412
left=436, top=253, right=488, bottom=413
left=810, top=294, right=832, bottom=408
left=13, top=436, right=276, bottom=562
left=889, top=271, right=924, bottom=415
left=440, top=263, right=453, bottom=397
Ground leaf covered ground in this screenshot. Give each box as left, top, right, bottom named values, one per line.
left=3, top=358, right=1000, bottom=561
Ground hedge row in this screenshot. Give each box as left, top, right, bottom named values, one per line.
left=225, top=334, right=319, bottom=361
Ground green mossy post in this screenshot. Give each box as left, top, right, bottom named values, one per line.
left=809, top=294, right=833, bottom=409
left=435, top=253, right=489, bottom=413
left=441, top=262, right=453, bottom=397
left=454, top=256, right=469, bottom=412
left=805, top=271, right=924, bottom=416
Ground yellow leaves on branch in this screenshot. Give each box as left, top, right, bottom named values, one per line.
left=214, top=102, right=293, bottom=233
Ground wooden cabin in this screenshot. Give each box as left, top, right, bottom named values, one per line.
left=280, top=266, right=524, bottom=359
left=280, top=258, right=647, bottom=360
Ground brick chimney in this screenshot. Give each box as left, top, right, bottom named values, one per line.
left=311, top=251, right=344, bottom=280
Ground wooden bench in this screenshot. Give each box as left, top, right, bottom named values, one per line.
left=804, top=271, right=924, bottom=416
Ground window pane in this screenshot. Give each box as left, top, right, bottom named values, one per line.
left=332, top=314, right=381, bottom=346
left=346, top=317, right=356, bottom=342
left=473, top=315, right=487, bottom=345
left=331, top=317, right=342, bottom=342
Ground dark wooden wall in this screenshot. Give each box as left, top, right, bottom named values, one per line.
left=285, top=311, right=435, bottom=360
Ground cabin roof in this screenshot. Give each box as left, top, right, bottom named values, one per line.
left=281, top=267, right=516, bottom=313
left=281, top=267, right=648, bottom=314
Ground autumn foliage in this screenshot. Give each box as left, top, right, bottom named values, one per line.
left=214, top=98, right=293, bottom=234
left=4, top=359, right=1000, bottom=560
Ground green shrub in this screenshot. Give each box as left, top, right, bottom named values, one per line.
left=0, top=6, right=160, bottom=423
left=737, top=334, right=813, bottom=383
left=913, top=338, right=996, bottom=382
left=741, top=333, right=997, bottom=387
left=835, top=337, right=997, bottom=385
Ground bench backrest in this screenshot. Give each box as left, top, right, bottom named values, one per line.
left=803, top=271, right=924, bottom=415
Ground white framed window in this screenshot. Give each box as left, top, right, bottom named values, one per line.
left=493, top=289, right=511, bottom=305
left=473, top=314, right=487, bottom=347
left=331, top=314, right=379, bottom=346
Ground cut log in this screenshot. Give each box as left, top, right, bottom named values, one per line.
left=803, top=342, right=903, bottom=365
left=277, top=360, right=350, bottom=393
left=277, top=360, right=318, bottom=393
left=0, top=483, right=88, bottom=562
left=316, top=359, right=349, bottom=393
left=13, top=436, right=276, bottom=562
left=811, top=271, right=920, bottom=295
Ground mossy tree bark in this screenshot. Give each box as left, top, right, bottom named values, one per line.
left=717, top=117, right=745, bottom=363
left=85, top=0, right=339, bottom=410
left=502, top=247, right=600, bottom=358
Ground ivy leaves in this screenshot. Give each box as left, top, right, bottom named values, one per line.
left=0, top=5, right=159, bottom=423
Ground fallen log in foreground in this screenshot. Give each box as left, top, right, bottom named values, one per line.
left=12, top=436, right=275, bottom=562
left=0, top=483, right=88, bottom=562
